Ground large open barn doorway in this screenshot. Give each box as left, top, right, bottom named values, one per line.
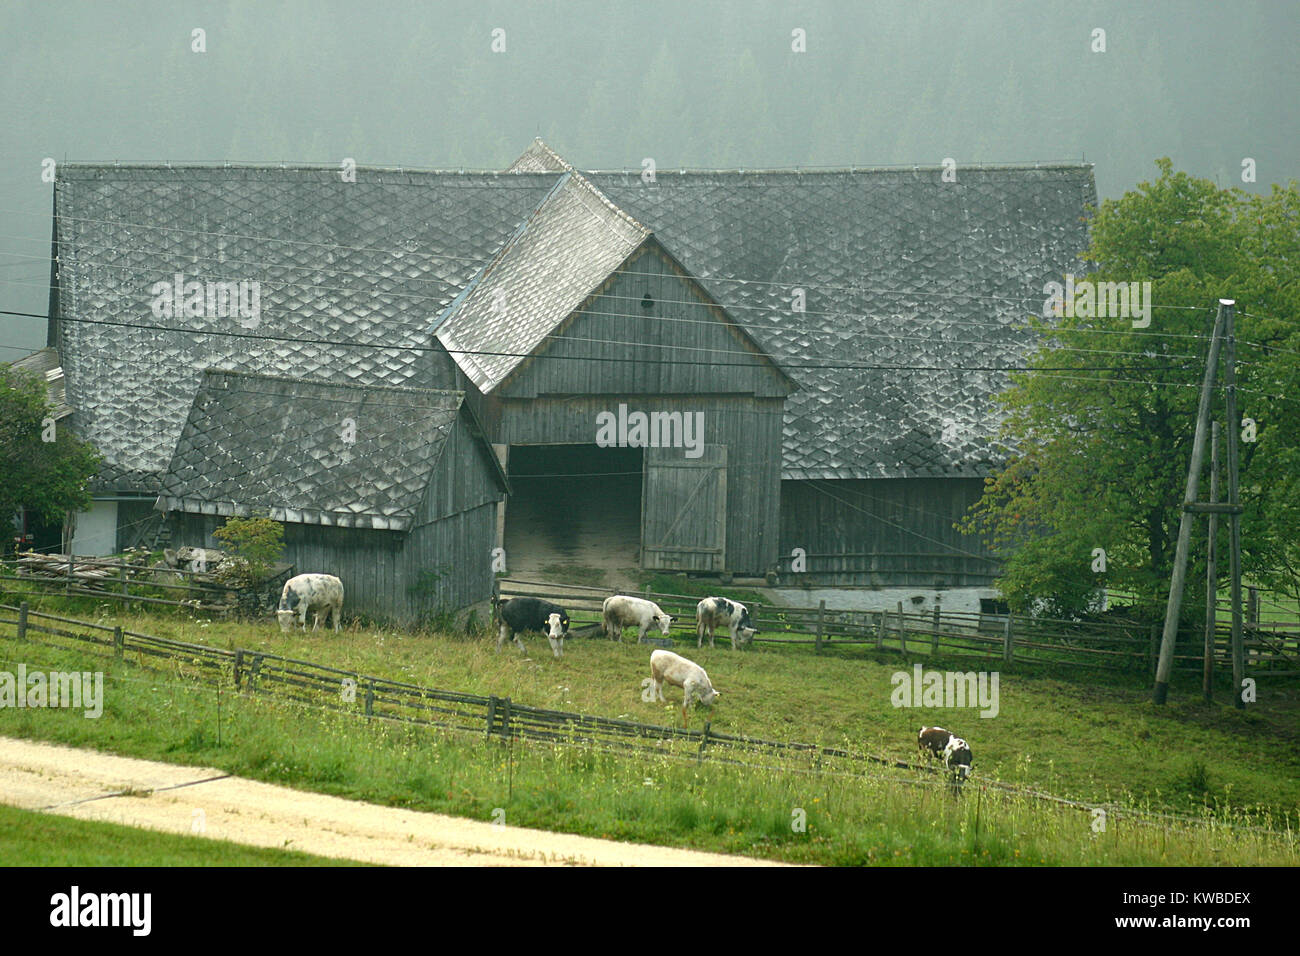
left=503, top=444, right=643, bottom=588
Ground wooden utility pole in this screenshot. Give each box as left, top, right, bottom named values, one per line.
left=1224, top=302, right=1245, bottom=708
left=1154, top=300, right=1232, bottom=704
left=1203, top=421, right=1218, bottom=703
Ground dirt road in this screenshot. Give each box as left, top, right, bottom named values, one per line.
left=0, top=736, right=786, bottom=866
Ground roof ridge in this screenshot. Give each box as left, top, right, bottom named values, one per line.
left=528, top=138, right=573, bottom=171
left=562, top=170, right=652, bottom=243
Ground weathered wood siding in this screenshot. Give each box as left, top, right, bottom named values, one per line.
left=417, top=409, right=505, bottom=524
left=778, top=477, right=1001, bottom=587
left=499, top=243, right=790, bottom=400
left=167, top=501, right=498, bottom=623
left=482, top=243, right=789, bottom=574
left=496, top=395, right=783, bottom=574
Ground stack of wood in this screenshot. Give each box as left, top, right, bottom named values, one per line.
left=14, top=551, right=123, bottom=588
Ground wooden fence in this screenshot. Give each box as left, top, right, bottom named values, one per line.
left=0, top=552, right=293, bottom=616
left=495, top=578, right=1300, bottom=677
left=0, top=599, right=1289, bottom=835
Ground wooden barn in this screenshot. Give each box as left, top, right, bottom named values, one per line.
left=156, top=370, right=508, bottom=622
left=432, top=170, right=796, bottom=576
left=39, top=141, right=1095, bottom=616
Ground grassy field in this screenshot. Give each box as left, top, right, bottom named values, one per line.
left=2, top=582, right=1299, bottom=864
left=0, top=802, right=363, bottom=866
left=1, top=635, right=1295, bottom=866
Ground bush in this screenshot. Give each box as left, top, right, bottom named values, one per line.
left=212, top=516, right=284, bottom=587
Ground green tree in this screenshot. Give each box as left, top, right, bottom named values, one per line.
left=212, top=515, right=285, bottom=588
left=961, top=159, right=1300, bottom=617
left=0, top=366, right=102, bottom=550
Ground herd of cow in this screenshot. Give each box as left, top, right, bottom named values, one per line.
left=272, top=573, right=975, bottom=781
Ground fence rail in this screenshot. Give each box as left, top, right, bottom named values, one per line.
left=0, top=552, right=294, bottom=616
left=1, top=599, right=1289, bottom=835
left=494, top=579, right=1299, bottom=677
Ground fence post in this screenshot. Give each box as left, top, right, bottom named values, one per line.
left=113, top=626, right=123, bottom=661
left=699, top=721, right=711, bottom=758
left=1148, top=625, right=1159, bottom=677
left=502, top=697, right=512, bottom=738
left=931, top=600, right=942, bottom=656
left=17, top=601, right=28, bottom=641
left=364, top=682, right=375, bottom=717
left=815, top=600, right=825, bottom=653
left=233, top=649, right=244, bottom=690
left=1002, top=614, right=1014, bottom=664
left=875, top=611, right=884, bottom=650
left=897, top=601, right=906, bottom=654
left=486, top=695, right=498, bottom=736
left=1247, top=586, right=1258, bottom=626
left=120, top=558, right=128, bottom=601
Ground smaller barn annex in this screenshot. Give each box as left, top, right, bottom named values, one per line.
left=156, top=370, right=508, bottom=622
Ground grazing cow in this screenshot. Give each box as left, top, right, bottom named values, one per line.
left=497, top=597, right=570, bottom=659
left=696, top=596, right=758, bottom=649
left=602, top=595, right=673, bottom=642
left=918, top=726, right=973, bottom=781
left=276, top=573, right=344, bottom=633
left=649, top=649, right=719, bottom=723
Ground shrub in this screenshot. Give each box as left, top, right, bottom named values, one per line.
left=212, top=516, right=284, bottom=588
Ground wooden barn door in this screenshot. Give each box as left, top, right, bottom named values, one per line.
left=640, top=445, right=727, bottom=571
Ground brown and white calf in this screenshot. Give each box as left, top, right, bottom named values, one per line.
left=649, top=649, right=719, bottom=723
left=276, top=573, right=344, bottom=632
left=497, top=597, right=570, bottom=659
left=917, top=726, right=973, bottom=781
left=696, top=596, right=757, bottom=649
left=603, top=595, right=673, bottom=642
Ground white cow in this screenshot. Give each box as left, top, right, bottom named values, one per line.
left=649, top=649, right=719, bottom=723
left=603, top=594, right=673, bottom=642
left=276, top=573, right=344, bottom=632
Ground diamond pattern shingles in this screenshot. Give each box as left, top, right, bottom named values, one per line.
left=54, top=166, right=556, bottom=490
left=56, top=154, right=1094, bottom=488
left=433, top=172, right=650, bottom=392
left=586, top=165, right=1095, bottom=478
left=157, top=370, right=464, bottom=531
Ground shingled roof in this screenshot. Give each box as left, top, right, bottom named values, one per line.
left=434, top=172, right=651, bottom=392
left=578, top=162, right=1095, bottom=479
left=157, top=370, right=503, bottom=531
left=6, top=347, right=71, bottom=420
left=52, top=147, right=1094, bottom=486
left=51, top=165, right=554, bottom=491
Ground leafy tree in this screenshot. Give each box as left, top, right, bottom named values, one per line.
left=212, top=515, right=284, bottom=588
left=0, top=365, right=102, bottom=551
left=961, top=159, right=1300, bottom=617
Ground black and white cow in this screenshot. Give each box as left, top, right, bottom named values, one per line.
left=918, top=726, right=973, bottom=781
left=497, top=597, right=570, bottom=659
left=276, top=573, right=344, bottom=632
left=602, top=595, right=673, bottom=642
left=696, top=596, right=758, bottom=649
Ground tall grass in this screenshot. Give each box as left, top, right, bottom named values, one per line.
left=0, top=638, right=1295, bottom=866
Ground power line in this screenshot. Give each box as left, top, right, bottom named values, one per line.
left=0, top=310, right=1201, bottom=375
